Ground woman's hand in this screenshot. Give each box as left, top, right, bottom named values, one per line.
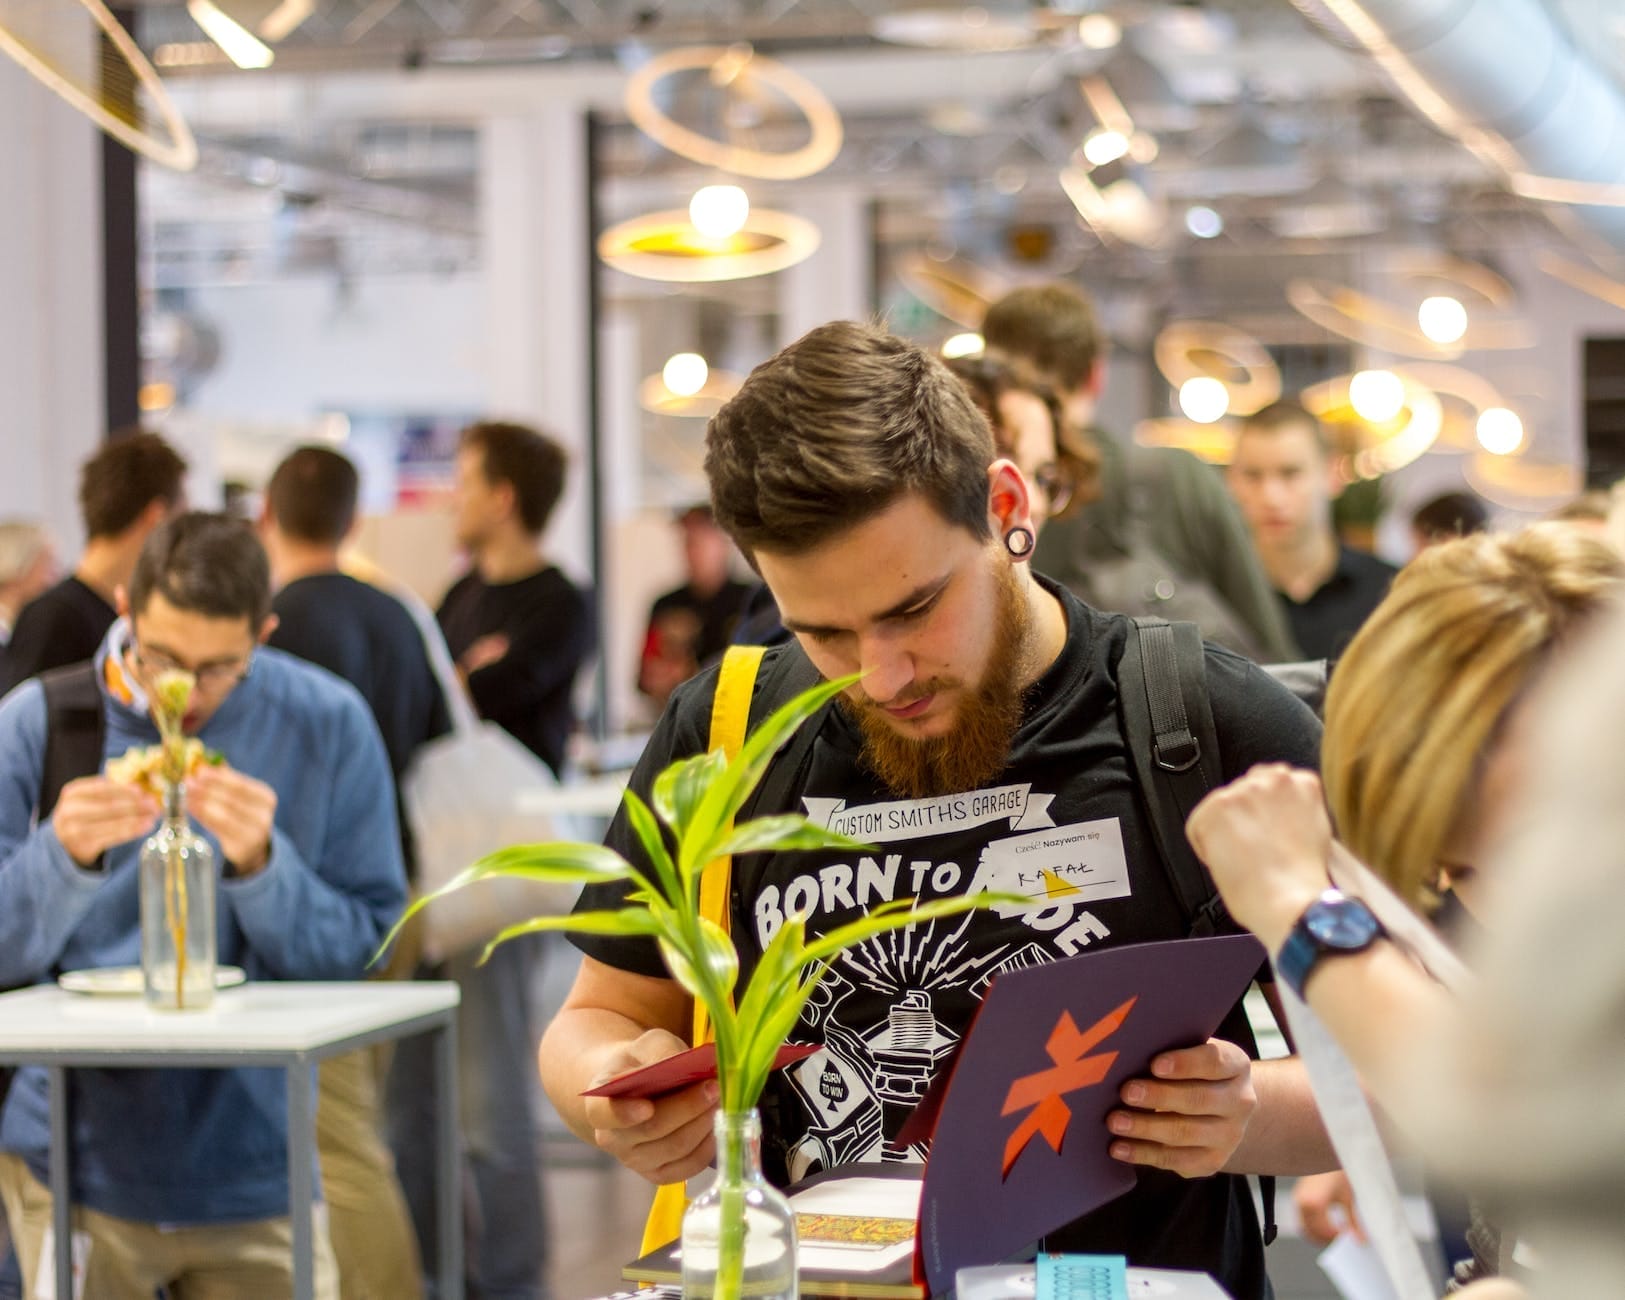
left=1185, top=764, right=1334, bottom=951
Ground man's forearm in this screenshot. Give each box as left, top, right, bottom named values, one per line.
left=1223, top=1057, right=1338, bottom=1176
left=539, top=1004, right=664, bottom=1144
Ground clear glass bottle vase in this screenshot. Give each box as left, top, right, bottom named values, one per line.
left=139, top=782, right=217, bottom=1012
left=681, top=1109, right=799, bottom=1300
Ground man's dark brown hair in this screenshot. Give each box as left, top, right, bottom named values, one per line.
left=266, top=446, right=359, bottom=545
left=1238, top=399, right=1331, bottom=455
left=130, top=511, right=272, bottom=625
left=80, top=430, right=187, bottom=539
left=705, top=321, right=994, bottom=559
left=981, top=283, right=1102, bottom=392
left=460, top=421, right=567, bottom=536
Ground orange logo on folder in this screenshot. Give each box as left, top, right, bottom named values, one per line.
left=999, top=997, right=1137, bottom=1177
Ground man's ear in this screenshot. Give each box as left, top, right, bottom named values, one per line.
left=257, top=613, right=280, bottom=646
left=1085, top=357, right=1106, bottom=399
left=115, top=585, right=130, bottom=618
left=987, top=459, right=1034, bottom=536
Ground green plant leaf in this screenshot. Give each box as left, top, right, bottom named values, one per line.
left=730, top=914, right=810, bottom=1108
left=651, top=748, right=726, bottom=838
left=476, top=909, right=661, bottom=965
left=708, top=815, right=872, bottom=863
left=657, top=914, right=738, bottom=1005
left=679, top=673, right=858, bottom=878
left=369, top=841, right=636, bottom=967
left=621, top=789, right=680, bottom=903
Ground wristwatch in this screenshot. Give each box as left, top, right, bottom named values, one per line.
left=1275, top=889, right=1384, bottom=999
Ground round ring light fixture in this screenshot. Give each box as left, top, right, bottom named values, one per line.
left=896, top=254, right=1008, bottom=330
left=1287, top=260, right=1534, bottom=360
left=598, top=207, right=820, bottom=282
left=624, top=43, right=843, bottom=181
left=1153, top=320, right=1282, bottom=417
left=1301, top=371, right=1444, bottom=480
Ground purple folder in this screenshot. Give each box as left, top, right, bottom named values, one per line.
left=912, top=934, right=1267, bottom=1295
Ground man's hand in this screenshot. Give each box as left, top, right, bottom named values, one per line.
left=1294, top=1169, right=1361, bottom=1245
left=581, top=1028, right=719, bottom=1185
left=188, top=764, right=277, bottom=876
left=459, top=633, right=510, bottom=676
left=51, top=776, right=159, bottom=867
left=1185, top=764, right=1333, bottom=951
left=1107, top=1039, right=1258, bottom=1178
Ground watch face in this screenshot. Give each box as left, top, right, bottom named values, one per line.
left=1304, top=896, right=1382, bottom=949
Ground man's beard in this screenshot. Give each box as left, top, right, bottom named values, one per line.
left=842, top=563, right=1033, bottom=800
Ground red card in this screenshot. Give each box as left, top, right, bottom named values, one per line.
left=581, top=1042, right=821, bottom=1100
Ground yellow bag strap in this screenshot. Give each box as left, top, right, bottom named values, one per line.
left=641, top=643, right=767, bottom=1255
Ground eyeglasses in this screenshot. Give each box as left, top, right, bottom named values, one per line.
left=1032, top=461, right=1076, bottom=516
left=130, top=645, right=255, bottom=692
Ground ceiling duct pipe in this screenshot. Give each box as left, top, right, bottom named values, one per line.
left=1290, top=0, right=1625, bottom=250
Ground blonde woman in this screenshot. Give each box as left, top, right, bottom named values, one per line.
left=1186, top=524, right=1624, bottom=1293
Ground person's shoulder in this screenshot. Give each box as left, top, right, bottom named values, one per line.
left=1200, top=639, right=1322, bottom=770
left=253, top=646, right=371, bottom=719
left=0, top=676, right=48, bottom=740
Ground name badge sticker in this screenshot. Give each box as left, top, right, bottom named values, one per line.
left=976, top=817, right=1131, bottom=906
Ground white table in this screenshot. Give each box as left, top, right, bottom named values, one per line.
left=0, top=980, right=461, bottom=1300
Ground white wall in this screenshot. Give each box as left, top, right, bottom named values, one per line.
left=0, top=60, right=105, bottom=556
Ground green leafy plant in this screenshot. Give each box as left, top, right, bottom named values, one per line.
left=381, top=673, right=1019, bottom=1296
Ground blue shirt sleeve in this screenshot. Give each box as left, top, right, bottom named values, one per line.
left=0, top=683, right=111, bottom=985
left=220, top=690, right=408, bottom=979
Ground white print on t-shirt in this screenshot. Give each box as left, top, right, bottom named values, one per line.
left=801, top=783, right=1056, bottom=844
left=970, top=816, right=1132, bottom=908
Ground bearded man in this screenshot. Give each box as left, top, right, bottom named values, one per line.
left=539, top=322, right=1335, bottom=1299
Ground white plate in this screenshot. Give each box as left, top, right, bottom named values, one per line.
left=57, top=966, right=247, bottom=997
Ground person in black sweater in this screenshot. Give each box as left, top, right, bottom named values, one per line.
left=0, top=432, right=186, bottom=696
left=437, top=420, right=595, bottom=777
left=259, top=445, right=444, bottom=1300
left=638, top=505, right=754, bottom=708
left=1227, top=401, right=1398, bottom=661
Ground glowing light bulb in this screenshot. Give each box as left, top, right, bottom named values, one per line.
left=662, top=352, right=709, bottom=398
left=1418, top=295, right=1468, bottom=345
left=1082, top=128, right=1130, bottom=168
left=941, top=332, right=984, bottom=360
left=1077, top=14, right=1122, bottom=49
left=1477, top=406, right=1523, bottom=455
left=688, top=185, right=750, bottom=240
left=1349, top=369, right=1406, bottom=423
left=1179, top=377, right=1230, bottom=425
left=1185, top=205, right=1223, bottom=239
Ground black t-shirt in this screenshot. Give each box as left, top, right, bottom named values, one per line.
left=1278, top=547, right=1397, bottom=661
left=270, top=572, right=451, bottom=880
left=437, top=565, right=595, bottom=777
left=0, top=576, right=116, bottom=696
left=642, top=578, right=756, bottom=674
left=269, top=572, right=451, bottom=781
left=574, top=586, right=1321, bottom=1299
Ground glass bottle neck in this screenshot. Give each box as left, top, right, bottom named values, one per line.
left=713, top=1109, right=766, bottom=1185
left=162, top=782, right=187, bottom=827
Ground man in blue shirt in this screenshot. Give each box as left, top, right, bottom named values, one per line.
left=0, top=512, right=407, bottom=1298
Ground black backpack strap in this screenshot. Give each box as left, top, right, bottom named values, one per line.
left=39, top=662, right=106, bottom=822
left=1119, top=617, right=1279, bottom=1246
left=1119, top=617, right=1226, bottom=937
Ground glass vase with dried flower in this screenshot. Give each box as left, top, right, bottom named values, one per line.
left=110, top=670, right=220, bottom=1010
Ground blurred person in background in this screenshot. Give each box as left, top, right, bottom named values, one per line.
left=1227, top=402, right=1397, bottom=661
left=437, top=421, right=594, bottom=778
left=1410, top=491, right=1491, bottom=553
left=0, top=523, right=56, bottom=648
left=637, top=505, right=753, bottom=710
left=387, top=420, right=596, bottom=1300
left=0, top=432, right=186, bottom=696
left=0, top=512, right=407, bottom=1299
left=261, top=445, right=451, bottom=1300
left=1187, top=524, right=1624, bottom=1290
left=943, top=349, right=1098, bottom=534
left=983, top=283, right=1298, bottom=661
